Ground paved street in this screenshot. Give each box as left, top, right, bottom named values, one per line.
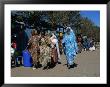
left=11, top=48, right=100, bottom=77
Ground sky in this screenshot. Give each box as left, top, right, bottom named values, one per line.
left=80, top=11, right=100, bottom=27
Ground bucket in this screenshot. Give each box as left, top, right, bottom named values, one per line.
left=22, top=50, right=32, bottom=67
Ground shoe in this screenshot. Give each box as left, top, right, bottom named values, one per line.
left=74, top=63, right=77, bottom=67
left=68, top=65, right=71, bottom=69
left=57, top=61, right=61, bottom=64
left=43, top=66, right=47, bottom=70
left=32, top=67, right=36, bottom=70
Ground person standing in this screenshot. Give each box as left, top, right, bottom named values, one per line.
left=83, top=36, right=89, bottom=51
left=77, top=34, right=83, bottom=53
left=39, top=33, right=51, bottom=69
left=89, top=38, right=96, bottom=51
left=50, top=32, right=61, bottom=66
left=28, top=29, right=40, bottom=70
left=62, top=27, right=78, bottom=69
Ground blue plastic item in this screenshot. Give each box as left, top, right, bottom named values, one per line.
left=22, top=50, right=32, bottom=67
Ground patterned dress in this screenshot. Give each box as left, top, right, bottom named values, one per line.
left=62, top=29, right=78, bottom=66
left=39, top=37, right=51, bottom=68
left=28, top=35, right=40, bottom=66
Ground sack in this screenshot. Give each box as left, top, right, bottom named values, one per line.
left=89, top=46, right=95, bottom=51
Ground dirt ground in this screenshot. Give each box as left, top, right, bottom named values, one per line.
left=11, top=48, right=100, bottom=77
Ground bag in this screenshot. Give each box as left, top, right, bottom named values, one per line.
left=89, top=46, right=95, bottom=51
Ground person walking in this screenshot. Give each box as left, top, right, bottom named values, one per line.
left=39, top=33, right=51, bottom=70
left=50, top=32, right=61, bottom=66
left=62, top=27, right=78, bottom=69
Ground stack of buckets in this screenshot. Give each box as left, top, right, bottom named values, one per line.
left=22, top=50, right=32, bottom=67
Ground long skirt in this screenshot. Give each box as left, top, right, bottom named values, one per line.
left=78, top=42, right=82, bottom=53
left=30, top=47, right=40, bottom=66
left=39, top=46, right=51, bottom=68
left=41, top=55, right=51, bottom=68
left=51, top=48, right=58, bottom=64
left=66, top=53, right=76, bottom=66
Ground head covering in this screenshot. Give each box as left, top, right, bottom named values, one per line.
left=50, top=33, right=57, bottom=44
left=62, top=26, right=78, bottom=66
left=66, top=27, right=71, bottom=33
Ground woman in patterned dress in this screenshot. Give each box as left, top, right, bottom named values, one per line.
left=39, top=33, right=51, bottom=69
left=28, top=29, right=40, bottom=70
left=62, top=27, right=78, bottom=69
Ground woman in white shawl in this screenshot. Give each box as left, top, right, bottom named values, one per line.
left=50, top=32, right=61, bottom=65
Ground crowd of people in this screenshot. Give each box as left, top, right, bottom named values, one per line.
left=27, top=29, right=61, bottom=70
left=77, top=34, right=96, bottom=53
left=26, top=27, right=78, bottom=70
left=11, top=26, right=96, bottom=70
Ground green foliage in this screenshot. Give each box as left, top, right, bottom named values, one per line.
left=79, top=17, right=100, bottom=42
left=11, top=11, right=100, bottom=42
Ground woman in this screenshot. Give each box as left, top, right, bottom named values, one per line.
left=39, top=33, right=51, bottom=70
left=28, top=29, right=40, bottom=70
left=89, top=38, right=95, bottom=51
left=50, top=32, right=61, bottom=66
left=77, top=35, right=83, bottom=53
left=83, top=37, right=89, bottom=51
left=62, top=27, right=78, bottom=69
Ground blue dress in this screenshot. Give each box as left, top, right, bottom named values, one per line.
left=62, top=29, right=78, bottom=65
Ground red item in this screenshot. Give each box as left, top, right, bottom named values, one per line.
left=51, top=48, right=58, bottom=64
left=12, top=42, right=17, bottom=49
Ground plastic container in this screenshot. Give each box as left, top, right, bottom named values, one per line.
left=22, top=50, right=32, bottom=67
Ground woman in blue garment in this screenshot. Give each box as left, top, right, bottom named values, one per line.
left=62, top=27, right=78, bottom=69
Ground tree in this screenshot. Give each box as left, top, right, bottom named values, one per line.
left=11, top=11, right=100, bottom=42
left=79, top=16, right=100, bottom=42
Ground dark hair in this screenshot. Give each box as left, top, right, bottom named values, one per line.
left=31, top=29, right=38, bottom=36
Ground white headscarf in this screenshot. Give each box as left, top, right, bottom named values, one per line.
left=50, top=33, right=61, bottom=59
left=50, top=33, right=58, bottom=44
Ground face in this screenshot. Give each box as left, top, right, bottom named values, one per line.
left=67, top=31, right=70, bottom=35
left=66, top=28, right=70, bottom=35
